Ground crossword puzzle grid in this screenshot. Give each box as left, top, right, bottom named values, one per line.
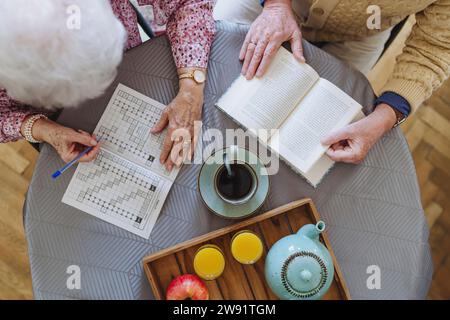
left=63, top=85, right=179, bottom=238
left=64, top=149, right=164, bottom=232
left=96, top=88, right=170, bottom=176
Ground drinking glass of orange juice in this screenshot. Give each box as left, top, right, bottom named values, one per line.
left=231, top=230, right=264, bottom=264
left=194, top=244, right=225, bottom=280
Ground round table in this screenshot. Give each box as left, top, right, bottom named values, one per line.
left=24, top=22, right=432, bottom=300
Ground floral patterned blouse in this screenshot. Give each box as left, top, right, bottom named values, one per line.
left=0, top=0, right=215, bottom=143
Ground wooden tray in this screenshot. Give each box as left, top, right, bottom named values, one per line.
left=143, top=199, right=350, bottom=300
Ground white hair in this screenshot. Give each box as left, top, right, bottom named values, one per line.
left=0, top=0, right=126, bottom=109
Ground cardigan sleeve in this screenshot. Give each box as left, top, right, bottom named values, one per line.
left=381, top=0, right=450, bottom=113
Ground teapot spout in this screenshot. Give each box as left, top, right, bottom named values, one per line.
left=297, top=221, right=326, bottom=241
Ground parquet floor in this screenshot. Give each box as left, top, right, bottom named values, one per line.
left=0, top=141, right=36, bottom=299
left=368, top=16, right=449, bottom=299
left=0, top=17, right=448, bottom=299
left=402, top=85, right=450, bottom=300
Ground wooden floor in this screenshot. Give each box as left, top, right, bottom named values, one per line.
left=0, top=141, right=36, bottom=299
left=0, top=18, right=449, bottom=299
left=367, top=16, right=449, bottom=299
left=406, top=83, right=450, bottom=300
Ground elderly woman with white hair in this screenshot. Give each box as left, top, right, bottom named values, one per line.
left=0, top=0, right=215, bottom=169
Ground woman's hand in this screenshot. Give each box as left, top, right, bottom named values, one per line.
left=240, top=0, right=304, bottom=80
left=151, top=77, right=204, bottom=171
left=30, top=117, right=100, bottom=163
left=321, top=104, right=398, bottom=164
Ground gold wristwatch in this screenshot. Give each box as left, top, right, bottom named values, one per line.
left=178, top=69, right=206, bottom=84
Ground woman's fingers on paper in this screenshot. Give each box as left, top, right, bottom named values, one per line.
left=71, top=131, right=98, bottom=147
left=61, top=144, right=77, bottom=163
left=190, top=127, right=200, bottom=161
left=77, top=130, right=97, bottom=141
left=79, top=144, right=101, bottom=163
left=160, top=130, right=174, bottom=168
left=151, top=110, right=169, bottom=134
left=152, top=110, right=175, bottom=169
left=159, top=137, right=173, bottom=164
left=169, top=139, right=186, bottom=169
left=179, top=130, right=197, bottom=166
left=76, top=131, right=100, bottom=155
left=165, top=157, right=175, bottom=171
left=77, top=129, right=91, bottom=137
left=173, top=147, right=185, bottom=168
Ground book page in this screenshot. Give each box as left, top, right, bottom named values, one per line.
left=304, top=154, right=335, bottom=187
left=269, top=78, right=362, bottom=173
left=216, top=47, right=319, bottom=135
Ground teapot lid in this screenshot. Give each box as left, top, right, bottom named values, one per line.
left=281, top=251, right=329, bottom=299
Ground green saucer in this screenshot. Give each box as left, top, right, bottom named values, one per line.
left=198, top=146, right=270, bottom=219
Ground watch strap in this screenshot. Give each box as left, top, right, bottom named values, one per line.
left=179, top=72, right=194, bottom=80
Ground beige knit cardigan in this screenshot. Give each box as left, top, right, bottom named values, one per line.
left=297, top=0, right=450, bottom=112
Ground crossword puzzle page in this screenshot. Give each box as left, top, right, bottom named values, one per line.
left=62, top=84, right=179, bottom=238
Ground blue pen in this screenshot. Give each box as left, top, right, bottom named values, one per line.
left=52, top=137, right=101, bottom=180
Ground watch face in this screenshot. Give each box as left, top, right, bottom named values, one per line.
left=193, top=70, right=206, bottom=83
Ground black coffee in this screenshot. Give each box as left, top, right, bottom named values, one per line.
left=216, top=163, right=254, bottom=201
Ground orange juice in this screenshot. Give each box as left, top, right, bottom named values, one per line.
left=194, top=245, right=225, bottom=280
left=231, top=230, right=263, bottom=264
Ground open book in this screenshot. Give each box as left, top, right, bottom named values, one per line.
left=216, top=47, right=364, bottom=187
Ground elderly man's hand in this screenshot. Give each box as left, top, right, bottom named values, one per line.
left=321, top=104, right=397, bottom=164
left=31, top=118, right=100, bottom=163
left=151, top=78, right=203, bottom=171
left=240, top=0, right=304, bottom=80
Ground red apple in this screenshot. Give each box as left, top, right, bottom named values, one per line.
left=166, top=274, right=209, bottom=300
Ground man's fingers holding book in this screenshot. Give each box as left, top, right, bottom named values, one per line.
left=321, top=126, right=354, bottom=146
left=321, top=109, right=393, bottom=165
left=321, top=126, right=366, bottom=164
left=325, top=141, right=365, bottom=164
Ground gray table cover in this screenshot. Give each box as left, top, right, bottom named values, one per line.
left=24, top=22, right=432, bottom=300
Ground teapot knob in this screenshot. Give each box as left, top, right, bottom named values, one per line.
left=300, top=269, right=313, bottom=282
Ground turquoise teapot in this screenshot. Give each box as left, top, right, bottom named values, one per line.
left=265, top=221, right=334, bottom=300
